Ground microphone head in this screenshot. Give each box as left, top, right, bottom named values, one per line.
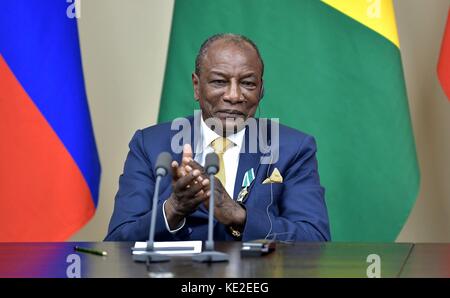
left=204, top=152, right=219, bottom=175
left=155, top=152, right=172, bottom=177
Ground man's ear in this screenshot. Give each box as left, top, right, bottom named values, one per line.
left=259, top=79, right=265, bottom=101
left=192, top=73, right=200, bottom=101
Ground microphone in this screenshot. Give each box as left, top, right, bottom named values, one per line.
left=192, top=152, right=229, bottom=263
left=205, top=152, right=219, bottom=175
left=133, top=152, right=172, bottom=263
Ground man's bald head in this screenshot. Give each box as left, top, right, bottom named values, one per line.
left=194, top=33, right=264, bottom=77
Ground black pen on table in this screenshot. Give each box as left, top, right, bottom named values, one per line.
left=74, top=246, right=108, bottom=256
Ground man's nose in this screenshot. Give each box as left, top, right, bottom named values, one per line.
left=223, top=80, right=243, bottom=103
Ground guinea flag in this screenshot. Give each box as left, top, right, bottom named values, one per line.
left=0, top=1, right=101, bottom=241
left=158, top=0, right=419, bottom=241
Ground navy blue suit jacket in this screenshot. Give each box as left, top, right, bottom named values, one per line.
left=105, top=116, right=330, bottom=242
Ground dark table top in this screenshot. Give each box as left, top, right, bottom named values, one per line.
left=5, top=241, right=447, bottom=278
left=398, top=243, right=450, bottom=277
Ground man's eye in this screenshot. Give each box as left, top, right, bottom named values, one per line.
left=211, top=80, right=227, bottom=85
left=241, top=81, right=256, bottom=88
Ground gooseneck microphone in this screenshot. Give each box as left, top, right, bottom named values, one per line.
left=133, top=152, right=172, bottom=263
left=192, top=152, right=229, bottom=263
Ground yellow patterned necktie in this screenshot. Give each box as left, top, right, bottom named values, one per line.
left=210, top=137, right=234, bottom=186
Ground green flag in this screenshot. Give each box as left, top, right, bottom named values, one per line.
left=158, top=0, right=419, bottom=241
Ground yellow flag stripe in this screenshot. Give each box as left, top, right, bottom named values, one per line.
left=321, top=0, right=400, bottom=48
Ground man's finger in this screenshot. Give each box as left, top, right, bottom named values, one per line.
left=197, top=189, right=209, bottom=201
left=193, top=179, right=209, bottom=196
left=180, top=178, right=206, bottom=198
left=185, top=165, right=204, bottom=183
left=187, top=160, right=208, bottom=180
left=174, top=169, right=201, bottom=192
left=187, top=160, right=204, bottom=171
left=181, top=144, right=193, bottom=165
left=171, top=160, right=189, bottom=181
left=183, top=157, right=192, bottom=166
left=171, top=161, right=180, bottom=181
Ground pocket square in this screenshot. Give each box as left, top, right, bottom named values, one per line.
left=262, top=168, right=283, bottom=184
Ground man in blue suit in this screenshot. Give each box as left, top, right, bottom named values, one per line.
left=105, top=33, right=330, bottom=242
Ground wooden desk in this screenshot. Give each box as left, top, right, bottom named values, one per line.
left=0, top=242, right=417, bottom=278
left=399, top=243, right=450, bottom=277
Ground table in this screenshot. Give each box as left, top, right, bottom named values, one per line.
left=2, top=242, right=446, bottom=278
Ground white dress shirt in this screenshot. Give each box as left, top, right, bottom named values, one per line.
left=163, top=116, right=246, bottom=233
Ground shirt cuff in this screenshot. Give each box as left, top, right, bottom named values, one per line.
left=162, top=200, right=186, bottom=233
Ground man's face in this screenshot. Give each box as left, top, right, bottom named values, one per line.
left=192, top=40, right=263, bottom=135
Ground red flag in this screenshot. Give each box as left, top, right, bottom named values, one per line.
left=0, top=2, right=101, bottom=241
left=438, top=8, right=450, bottom=101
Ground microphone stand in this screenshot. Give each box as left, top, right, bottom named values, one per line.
left=133, top=153, right=171, bottom=263
left=192, top=153, right=229, bottom=263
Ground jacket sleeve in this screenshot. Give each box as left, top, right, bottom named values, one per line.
left=242, top=135, right=331, bottom=242
left=104, top=130, right=189, bottom=241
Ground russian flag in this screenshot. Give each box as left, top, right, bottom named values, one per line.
left=438, top=8, right=450, bottom=101
left=0, top=2, right=101, bottom=241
